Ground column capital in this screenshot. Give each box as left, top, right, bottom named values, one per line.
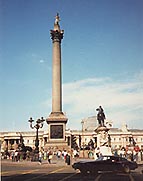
left=50, top=30, right=64, bottom=43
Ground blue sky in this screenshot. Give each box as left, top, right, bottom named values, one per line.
left=0, top=0, right=143, bottom=132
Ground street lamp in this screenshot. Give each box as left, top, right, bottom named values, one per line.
left=28, top=117, right=45, bottom=154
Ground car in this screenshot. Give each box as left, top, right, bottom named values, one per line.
left=72, top=155, right=138, bottom=174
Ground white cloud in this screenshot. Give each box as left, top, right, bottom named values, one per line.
left=62, top=72, right=143, bottom=129
left=39, top=59, right=44, bottom=63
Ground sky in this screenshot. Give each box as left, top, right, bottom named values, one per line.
left=0, top=0, right=143, bottom=132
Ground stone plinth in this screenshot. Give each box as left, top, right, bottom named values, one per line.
left=46, top=112, right=68, bottom=142
left=94, top=126, right=110, bottom=149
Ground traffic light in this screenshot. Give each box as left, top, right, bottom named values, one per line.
left=71, top=135, right=78, bottom=149
left=79, top=135, right=81, bottom=147
left=67, top=136, right=70, bottom=146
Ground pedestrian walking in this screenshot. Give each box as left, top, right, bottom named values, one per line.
left=44, top=151, right=47, bottom=160
left=15, top=151, right=18, bottom=162
left=11, top=151, right=15, bottom=162
left=47, top=151, right=52, bottom=164
left=38, top=151, right=43, bottom=165
left=57, top=150, right=62, bottom=159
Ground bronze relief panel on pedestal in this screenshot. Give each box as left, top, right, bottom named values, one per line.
left=50, top=125, right=63, bottom=139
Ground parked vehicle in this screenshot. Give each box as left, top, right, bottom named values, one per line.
left=72, top=155, right=138, bottom=174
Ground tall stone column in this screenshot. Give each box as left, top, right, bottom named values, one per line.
left=51, top=23, right=63, bottom=113
left=46, top=14, right=68, bottom=148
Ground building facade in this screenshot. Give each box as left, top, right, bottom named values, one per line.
left=1, top=117, right=143, bottom=153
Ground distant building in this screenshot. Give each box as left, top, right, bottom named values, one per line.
left=0, top=116, right=143, bottom=152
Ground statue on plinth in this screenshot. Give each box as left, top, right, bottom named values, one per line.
left=94, top=106, right=111, bottom=154
left=96, top=106, right=106, bottom=127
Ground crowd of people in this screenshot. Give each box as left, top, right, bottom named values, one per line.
left=1, top=148, right=80, bottom=166
left=38, top=149, right=79, bottom=165
left=113, top=147, right=143, bottom=162
left=1, top=146, right=143, bottom=165
left=2, top=149, right=31, bottom=161
left=93, top=146, right=143, bottom=162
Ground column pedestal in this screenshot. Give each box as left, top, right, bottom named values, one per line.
left=46, top=112, right=68, bottom=148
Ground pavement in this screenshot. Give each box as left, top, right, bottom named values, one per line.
left=1, top=157, right=74, bottom=167
left=1, top=157, right=143, bottom=167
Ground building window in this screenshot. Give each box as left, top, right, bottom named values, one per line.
left=114, top=138, right=116, bottom=141
left=9, top=139, right=14, bottom=145
left=16, top=139, right=19, bottom=144
left=27, top=140, right=29, bottom=143
left=44, top=137, right=47, bottom=143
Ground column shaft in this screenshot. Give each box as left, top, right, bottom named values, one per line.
left=52, top=41, right=62, bottom=112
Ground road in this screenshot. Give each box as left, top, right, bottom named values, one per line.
left=1, top=159, right=143, bottom=181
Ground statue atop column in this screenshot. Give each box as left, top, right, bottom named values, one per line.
left=96, top=106, right=106, bottom=127
left=55, top=13, right=60, bottom=25
left=52, top=13, right=64, bottom=40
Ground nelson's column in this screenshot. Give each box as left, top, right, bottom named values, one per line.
left=46, top=14, right=68, bottom=148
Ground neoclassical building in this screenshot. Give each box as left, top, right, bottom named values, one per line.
left=0, top=116, right=143, bottom=153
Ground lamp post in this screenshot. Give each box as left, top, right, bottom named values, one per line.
left=28, top=117, right=45, bottom=154
left=81, top=120, right=85, bottom=158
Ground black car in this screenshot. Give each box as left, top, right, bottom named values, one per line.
left=72, top=155, right=138, bottom=174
